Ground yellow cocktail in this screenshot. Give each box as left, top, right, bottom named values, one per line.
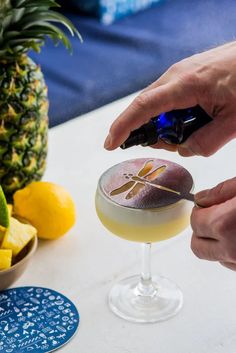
left=95, top=158, right=193, bottom=323
left=96, top=197, right=191, bottom=243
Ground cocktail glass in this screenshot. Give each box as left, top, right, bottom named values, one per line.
left=95, top=158, right=193, bottom=323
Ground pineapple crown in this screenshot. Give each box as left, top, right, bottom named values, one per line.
left=0, top=0, right=82, bottom=59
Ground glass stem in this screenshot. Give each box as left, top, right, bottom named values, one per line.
left=141, top=242, right=152, bottom=283
left=137, top=243, right=157, bottom=297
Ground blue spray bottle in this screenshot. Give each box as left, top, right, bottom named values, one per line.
left=120, top=105, right=212, bottom=149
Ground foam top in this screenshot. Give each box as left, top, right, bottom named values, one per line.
left=100, top=158, right=193, bottom=209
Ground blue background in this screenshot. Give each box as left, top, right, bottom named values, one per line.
left=30, top=0, right=236, bottom=127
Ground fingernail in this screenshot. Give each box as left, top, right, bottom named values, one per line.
left=179, top=143, right=200, bottom=157
left=178, top=145, right=193, bottom=157
left=104, top=134, right=112, bottom=149
left=195, top=189, right=209, bottom=204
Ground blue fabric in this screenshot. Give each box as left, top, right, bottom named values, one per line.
left=100, top=0, right=163, bottom=24
left=30, top=0, right=236, bottom=127
left=68, top=0, right=163, bottom=24
left=67, top=0, right=98, bottom=14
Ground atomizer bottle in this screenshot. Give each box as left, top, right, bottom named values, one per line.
left=120, top=105, right=212, bottom=149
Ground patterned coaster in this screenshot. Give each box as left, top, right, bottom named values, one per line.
left=0, top=287, right=80, bottom=353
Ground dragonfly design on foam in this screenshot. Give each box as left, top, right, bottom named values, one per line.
left=110, top=160, right=180, bottom=200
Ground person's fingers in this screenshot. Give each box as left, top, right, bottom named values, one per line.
left=150, top=140, right=178, bottom=152
left=141, top=68, right=174, bottom=93
left=191, top=197, right=236, bottom=241
left=141, top=58, right=197, bottom=93
left=178, top=113, right=236, bottom=157
left=191, top=233, right=220, bottom=261
left=195, top=177, right=236, bottom=207
left=191, top=236, right=236, bottom=269
left=191, top=198, right=236, bottom=266
left=141, top=77, right=167, bottom=94
left=104, top=81, right=197, bottom=150
left=176, top=145, right=194, bottom=157
left=191, top=204, right=220, bottom=240
left=219, top=261, right=236, bottom=271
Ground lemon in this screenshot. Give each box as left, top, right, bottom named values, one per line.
left=0, top=185, right=9, bottom=229
left=13, top=182, right=76, bottom=240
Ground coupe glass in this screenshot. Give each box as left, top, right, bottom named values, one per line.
left=95, top=158, right=193, bottom=323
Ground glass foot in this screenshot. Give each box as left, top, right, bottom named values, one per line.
left=108, top=274, right=183, bottom=323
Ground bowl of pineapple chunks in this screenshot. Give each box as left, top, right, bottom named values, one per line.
left=0, top=191, right=37, bottom=291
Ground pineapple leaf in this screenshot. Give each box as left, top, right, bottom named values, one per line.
left=6, top=38, right=44, bottom=46
left=22, top=23, right=73, bottom=51
left=0, top=0, right=11, bottom=12
left=0, top=39, right=43, bottom=56
left=23, top=1, right=60, bottom=8
left=21, top=11, right=82, bottom=40
left=8, top=8, right=26, bottom=24
left=12, top=0, right=27, bottom=7
left=0, top=0, right=82, bottom=58
left=1, top=30, right=21, bottom=44
left=2, top=14, right=12, bottom=29
left=0, top=25, right=3, bottom=40
left=14, top=27, right=72, bottom=52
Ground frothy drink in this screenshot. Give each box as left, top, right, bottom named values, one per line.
left=96, top=158, right=193, bottom=243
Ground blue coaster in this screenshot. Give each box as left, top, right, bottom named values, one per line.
left=0, top=287, right=80, bottom=353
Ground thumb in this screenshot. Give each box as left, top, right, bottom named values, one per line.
left=195, top=177, right=236, bottom=207
left=178, top=114, right=236, bottom=157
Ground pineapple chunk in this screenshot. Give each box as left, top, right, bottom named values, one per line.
left=1, top=217, right=37, bottom=256
left=0, top=225, right=6, bottom=244
left=0, top=249, right=12, bottom=270
left=7, top=204, right=13, bottom=216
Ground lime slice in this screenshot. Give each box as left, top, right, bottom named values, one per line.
left=0, top=186, right=9, bottom=228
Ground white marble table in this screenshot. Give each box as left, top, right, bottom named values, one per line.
left=16, top=93, right=236, bottom=352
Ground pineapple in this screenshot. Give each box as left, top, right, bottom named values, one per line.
left=0, top=249, right=12, bottom=270
left=1, top=216, right=36, bottom=256
left=0, top=0, right=81, bottom=200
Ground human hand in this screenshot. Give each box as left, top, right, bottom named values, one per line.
left=104, top=42, right=236, bottom=156
left=191, top=177, right=236, bottom=270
